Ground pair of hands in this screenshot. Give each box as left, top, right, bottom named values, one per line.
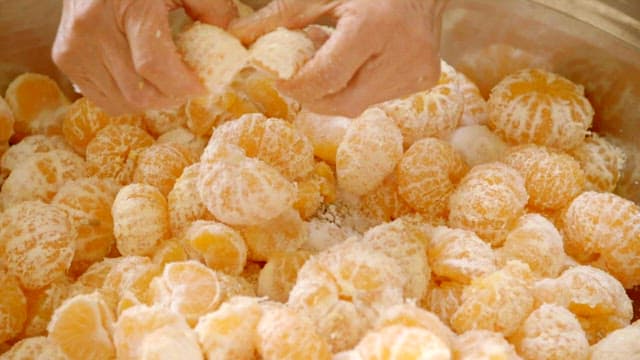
left=53, top=0, right=446, bottom=117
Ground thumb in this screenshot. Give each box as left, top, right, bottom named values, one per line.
left=228, top=0, right=337, bottom=45
left=170, top=0, right=238, bottom=28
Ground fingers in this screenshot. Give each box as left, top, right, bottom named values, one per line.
left=177, top=0, right=238, bottom=28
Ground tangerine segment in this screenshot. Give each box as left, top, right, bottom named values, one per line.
left=132, top=142, right=195, bottom=196
left=457, top=71, right=489, bottom=126
left=376, top=303, right=456, bottom=347
left=52, top=177, right=121, bottom=265
left=139, top=324, right=203, bottom=360
left=0, top=272, right=27, bottom=343
left=511, top=303, right=589, bottom=360
left=451, top=261, right=534, bottom=337
left=0, top=97, right=14, bottom=143
left=487, top=68, right=593, bottom=150
left=142, top=105, right=185, bottom=137
left=232, top=68, right=300, bottom=121
left=86, top=124, right=155, bottom=185
left=0, top=134, right=72, bottom=174
left=447, top=125, right=508, bottom=167
left=167, top=163, right=213, bottom=237
left=184, top=91, right=258, bottom=138
left=379, top=60, right=463, bottom=147
left=195, top=296, right=262, bottom=360
left=156, top=127, right=207, bottom=160
left=590, top=323, right=640, bottom=360
left=248, top=27, right=315, bottom=80
left=358, top=173, right=412, bottom=224
left=0, top=149, right=87, bottom=209
left=568, top=134, right=626, bottom=192
left=198, top=142, right=296, bottom=226
left=112, top=184, right=170, bottom=257
left=293, top=161, right=337, bottom=220
left=398, top=137, right=468, bottom=216
left=448, top=162, right=528, bottom=246
left=0, top=336, right=67, bottom=360
left=453, top=330, right=520, bottom=360
left=533, top=265, right=633, bottom=344
left=257, top=304, right=332, bottom=360
left=293, top=110, right=350, bottom=165
left=422, top=280, right=465, bottom=327
left=150, top=260, right=224, bottom=326
left=336, top=108, right=404, bottom=196
left=0, top=201, right=76, bottom=290
left=4, top=73, right=69, bottom=140
left=503, top=144, right=585, bottom=210
left=184, top=220, right=247, bottom=275
left=151, top=239, right=188, bottom=266
left=352, top=325, right=451, bottom=360
left=101, top=256, right=161, bottom=309
left=560, top=191, right=640, bottom=288
left=258, top=250, right=311, bottom=302
left=238, top=208, right=306, bottom=262
left=47, top=293, right=115, bottom=360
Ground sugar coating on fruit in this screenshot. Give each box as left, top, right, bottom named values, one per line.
left=156, top=127, right=206, bottom=159
left=142, top=105, right=185, bottom=137
left=560, top=191, right=640, bottom=288
left=258, top=250, right=311, bottom=302
left=379, top=60, right=463, bottom=147
left=0, top=134, right=71, bottom=173
left=184, top=220, right=247, bottom=275
left=487, top=68, right=593, bottom=149
left=101, top=256, right=161, bottom=309
left=132, top=143, right=194, bottom=196
left=428, top=226, right=497, bottom=284
left=352, top=325, right=451, bottom=360
left=447, top=125, right=508, bottom=167
left=336, top=108, right=403, bottom=196
left=568, top=134, right=626, bottom=192
left=533, top=265, right=633, bottom=344
left=590, top=323, right=640, bottom=360
left=303, top=217, right=351, bottom=253
left=177, top=23, right=248, bottom=93
left=422, top=280, right=465, bottom=326
left=249, top=27, right=316, bottom=79
left=238, top=208, right=307, bottom=262
left=375, top=303, right=456, bottom=347
left=167, top=163, right=212, bottom=237
left=511, top=303, right=589, bottom=360
left=0, top=336, right=68, bottom=360
left=497, top=213, right=566, bottom=278
left=451, top=260, right=534, bottom=336
left=198, top=141, right=296, bottom=226
left=448, top=162, right=528, bottom=246
left=293, top=109, right=350, bottom=164
left=139, top=323, right=202, bottom=360
left=358, top=173, right=413, bottom=224
left=0, top=149, right=86, bottom=209
left=112, top=184, right=170, bottom=257
left=0, top=201, right=76, bottom=290
left=457, top=71, right=489, bottom=126
left=503, top=144, right=585, bottom=210
left=453, top=330, right=521, bottom=360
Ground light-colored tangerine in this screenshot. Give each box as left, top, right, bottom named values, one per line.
left=21, top=277, right=72, bottom=338
left=560, top=191, right=640, bottom=288
left=258, top=250, right=311, bottom=302
left=497, top=213, right=566, bottom=279
left=0, top=336, right=67, bottom=360
left=4, top=73, right=69, bottom=140
left=0, top=134, right=72, bottom=174
left=149, top=260, right=224, bottom=326
left=74, top=257, right=120, bottom=291
left=0, top=272, right=27, bottom=343
left=336, top=107, right=404, bottom=196
left=451, top=260, right=534, bottom=337
left=453, top=330, right=520, bottom=360
left=85, top=124, right=155, bottom=185
left=0, top=201, right=76, bottom=290
left=141, top=105, right=185, bottom=137
left=112, top=183, right=170, bottom=257
left=139, top=323, right=203, bottom=360
left=457, top=71, right=489, bottom=126
left=447, top=125, right=508, bottom=167
left=0, top=96, right=14, bottom=144
left=167, top=163, right=213, bottom=237
left=533, top=265, right=633, bottom=344
left=195, top=296, right=262, bottom=360
left=398, top=137, right=468, bottom=216
left=184, top=220, right=247, bottom=275
left=293, top=109, right=350, bottom=164
left=510, top=303, right=589, bottom=360
left=47, top=292, right=115, bottom=360
left=238, top=208, right=307, bottom=262
left=0, top=149, right=87, bottom=209
left=378, top=60, right=464, bottom=147
left=52, top=177, right=121, bottom=265
left=101, top=256, right=162, bottom=310
left=231, top=68, right=300, bottom=121
left=421, top=280, right=465, bottom=327
left=293, top=161, right=336, bottom=220
left=590, top=322, right=640, bottom=360
left=448, top=162, right=528, bottom=246
left=375, top=303, right=456, bottom=347
left=568, top=134, right=626, bottom=192
left=358, top=173, right=412, bottom=225
left=487, top=68, right=593, bottom=150
left=503, top=144, right=585, bottom=211
left=151, top=239, right=188, bottom=266
left=248, top=27, right=315, bottom=80
left=198, top=141, right=296, bottom=226
left=362, top=218, right=430, bottom=300
left=257, top=304, right=332, bottom=360
left=428, top=226, right=497, bottom=285
left=132, top=142, right=195, bottom=196
left=352, top=325, right=451, bottom=360
left=217, top=272, right=257, bottom=302
left=113, top=304, right=193, bottom=360
left=156, top=127, right=207, bottom=160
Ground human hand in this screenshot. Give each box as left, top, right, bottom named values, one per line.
left=52, top=0, right=238, bottom=115
left=230, top=0, right=447, bottom=117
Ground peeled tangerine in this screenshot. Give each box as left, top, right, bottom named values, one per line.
left=448, top=162, right=528, bottom=246
left=294, top=110, right=350, bottom=164
left=457, top=71, right=489, bottom=126
left=451, top=261, right=534, bottom=337
left=183, top=220, right=247, bottom=275
left=375, top=303, right=456, bottom=347
left=510, top=303, right=589, bottom=360
left=398, top=138, right=468, bottom=216
left=561, top=191, right=640, bottom=288
left=293, top=161, right=336, bottom=220
left=533, top=265, right=633, bottom=344
left=590, top=321, right=640, bottom=360
left=132, top=142, right=195, bottom=196
left=248, top=27, right=315, bottom=80
left=453, top=330, right=521, bottom=360
left=0, top=336, right=67, bottom=360
left=100, top=256, right=161, bottom=311
left=447, top=125, right=508, bottom=167
left=503, top=144, right=585, bottom=210
left=359, top=173, right=413, bottom=224
left=379, top=60, right=463, bottom=147
left=568, top=134, right=626, bottom=192
left=238, top=208, right=307, bottom=262
left=0, top=272, right=27, bottom=343
left=0, top=201, right=76, bottom=290
left=258, top=250, right=311, bottom=302
left=487, top=68, right=593, bottom=150
left=167, top=163, right=213, bottom=237
left=139, top=324, right=203, bottom=360
left=0, top=135, right=71, bottom=179
left=348, top=325, right=451, bottom=360
left=336, top=108, right=403, bottom=196
left=156, top=127, right=207, bottom=160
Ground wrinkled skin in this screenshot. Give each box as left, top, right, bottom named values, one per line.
left=52, top=0, right=237, bottom=115
left=231, top=0, right=447, bottom=117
